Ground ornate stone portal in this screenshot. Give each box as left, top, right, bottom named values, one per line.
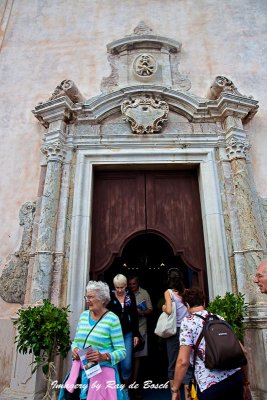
left=1, top=22, right=266, bottom=400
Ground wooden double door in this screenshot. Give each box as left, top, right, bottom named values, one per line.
left=90, top=169, right=207, bottom=294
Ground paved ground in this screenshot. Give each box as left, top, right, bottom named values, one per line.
left=130, top=387, right=188, bottom=400
left=141, top=388, right=171, bottom=399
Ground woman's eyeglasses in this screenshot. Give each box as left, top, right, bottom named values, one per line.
left=84, top=295, right=95, bottom=301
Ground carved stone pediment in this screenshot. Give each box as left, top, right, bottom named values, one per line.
left=121, top=95, right=169, bottom=134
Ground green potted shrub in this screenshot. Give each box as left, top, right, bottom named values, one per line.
left=14, top=299, right=71, bottom=400
left=207, top=292, right=247, bottom=341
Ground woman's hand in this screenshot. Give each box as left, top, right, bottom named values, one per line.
left=133, top=336, right=139, bottom=347
left=72, top=347, right=80, bottom=360
left=86, top=349, right=104, bottom=362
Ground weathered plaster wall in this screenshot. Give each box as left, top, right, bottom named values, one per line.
left=0, top=0, right=266, bottom=395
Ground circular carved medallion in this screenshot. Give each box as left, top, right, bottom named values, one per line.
left=133, top=54, right=157, bottom=77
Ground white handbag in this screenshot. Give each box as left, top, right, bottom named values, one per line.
left=154, top=289, right=177, bottom=338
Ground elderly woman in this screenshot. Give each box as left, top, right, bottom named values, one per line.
left=108, top=274, right=139, bottom=397
left=60, top=280, right=126, bottom=400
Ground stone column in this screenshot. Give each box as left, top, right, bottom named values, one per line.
left=31, top=141, right=66, bottom=302
left=223, top=117, right=267, bottom=400
left=225, top=135, right=265, bottom=302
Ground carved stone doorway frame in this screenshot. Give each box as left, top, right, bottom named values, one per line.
left=67, top=147, right=230, bottom=338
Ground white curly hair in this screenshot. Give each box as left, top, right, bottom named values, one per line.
left=86, top=280, right=111, bottom=306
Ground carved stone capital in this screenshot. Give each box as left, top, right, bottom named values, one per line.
left=226, top=137, right=250, bottom=160
left=41, top=141, right=66, bottom=162
left=121, top=95, right=169, bottom=134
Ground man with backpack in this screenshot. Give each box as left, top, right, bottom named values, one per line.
left=171, top=288, right=246, bottom=400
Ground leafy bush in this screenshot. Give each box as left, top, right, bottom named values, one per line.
left=207, top=292, right=247, bottom=342
left=14, top=299, right=71, bottom=375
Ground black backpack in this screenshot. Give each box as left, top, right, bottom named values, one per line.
left=194, top=313, right=247, bottom=370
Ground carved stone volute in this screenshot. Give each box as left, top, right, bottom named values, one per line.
left=207, top=76, right=247, bottom=100
left=49, top=79, right=85, bottom=103
left=0, top=201, right=36, bottom=304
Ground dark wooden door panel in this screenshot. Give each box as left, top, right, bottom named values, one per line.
left=146, top=171, right=206, bottom=271
left=90, top=169, right=207, bottom=292
left=90, top=172, right=146, bottom=274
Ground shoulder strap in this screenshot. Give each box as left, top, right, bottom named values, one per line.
left=83, top=310, right=109, bottom=348
left=191, top=313, right=207, bottom=372
left=168, top=289, right=175, bottom=301
left=194, top=313, right=208, bottom=321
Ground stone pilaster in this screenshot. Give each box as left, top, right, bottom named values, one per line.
left=31, top=141, right=66, bottom=302
left=224, top=126, right=265, bottom=303
left=223, top=117, right=267, bottom=400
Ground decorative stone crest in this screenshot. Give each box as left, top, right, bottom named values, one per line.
left=121, top=95, right=169, bottom=134
left=226, top=137, right=250, bottom=160
left=133, top=54, right=157, bottom=77
left=41, top=141, right=66, bottom=162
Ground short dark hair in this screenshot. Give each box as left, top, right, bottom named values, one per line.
left=183, top=288, right=205, bottom=307
left=128, top=275, right=139, bottom=283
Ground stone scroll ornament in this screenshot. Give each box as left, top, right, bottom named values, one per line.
left=121, top=96, right=169, bottom=134
left=0, top=201, right=36, bottom=304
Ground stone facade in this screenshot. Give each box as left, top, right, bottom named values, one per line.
left=0, top=2, right=267, bottom=399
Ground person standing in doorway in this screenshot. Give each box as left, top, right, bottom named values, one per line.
left=128, top=275, right=153, bottom=399
left=163, top=268, right=191, bottom=399
left=108, top=274, right=139, bottom=399
left=254, top=259, right=267, bottom=294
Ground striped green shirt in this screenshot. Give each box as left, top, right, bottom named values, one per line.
left=72, top=310, right=126, bottom=365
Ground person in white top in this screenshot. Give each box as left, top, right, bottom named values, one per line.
left=162, top=268, right=191, bottom=399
